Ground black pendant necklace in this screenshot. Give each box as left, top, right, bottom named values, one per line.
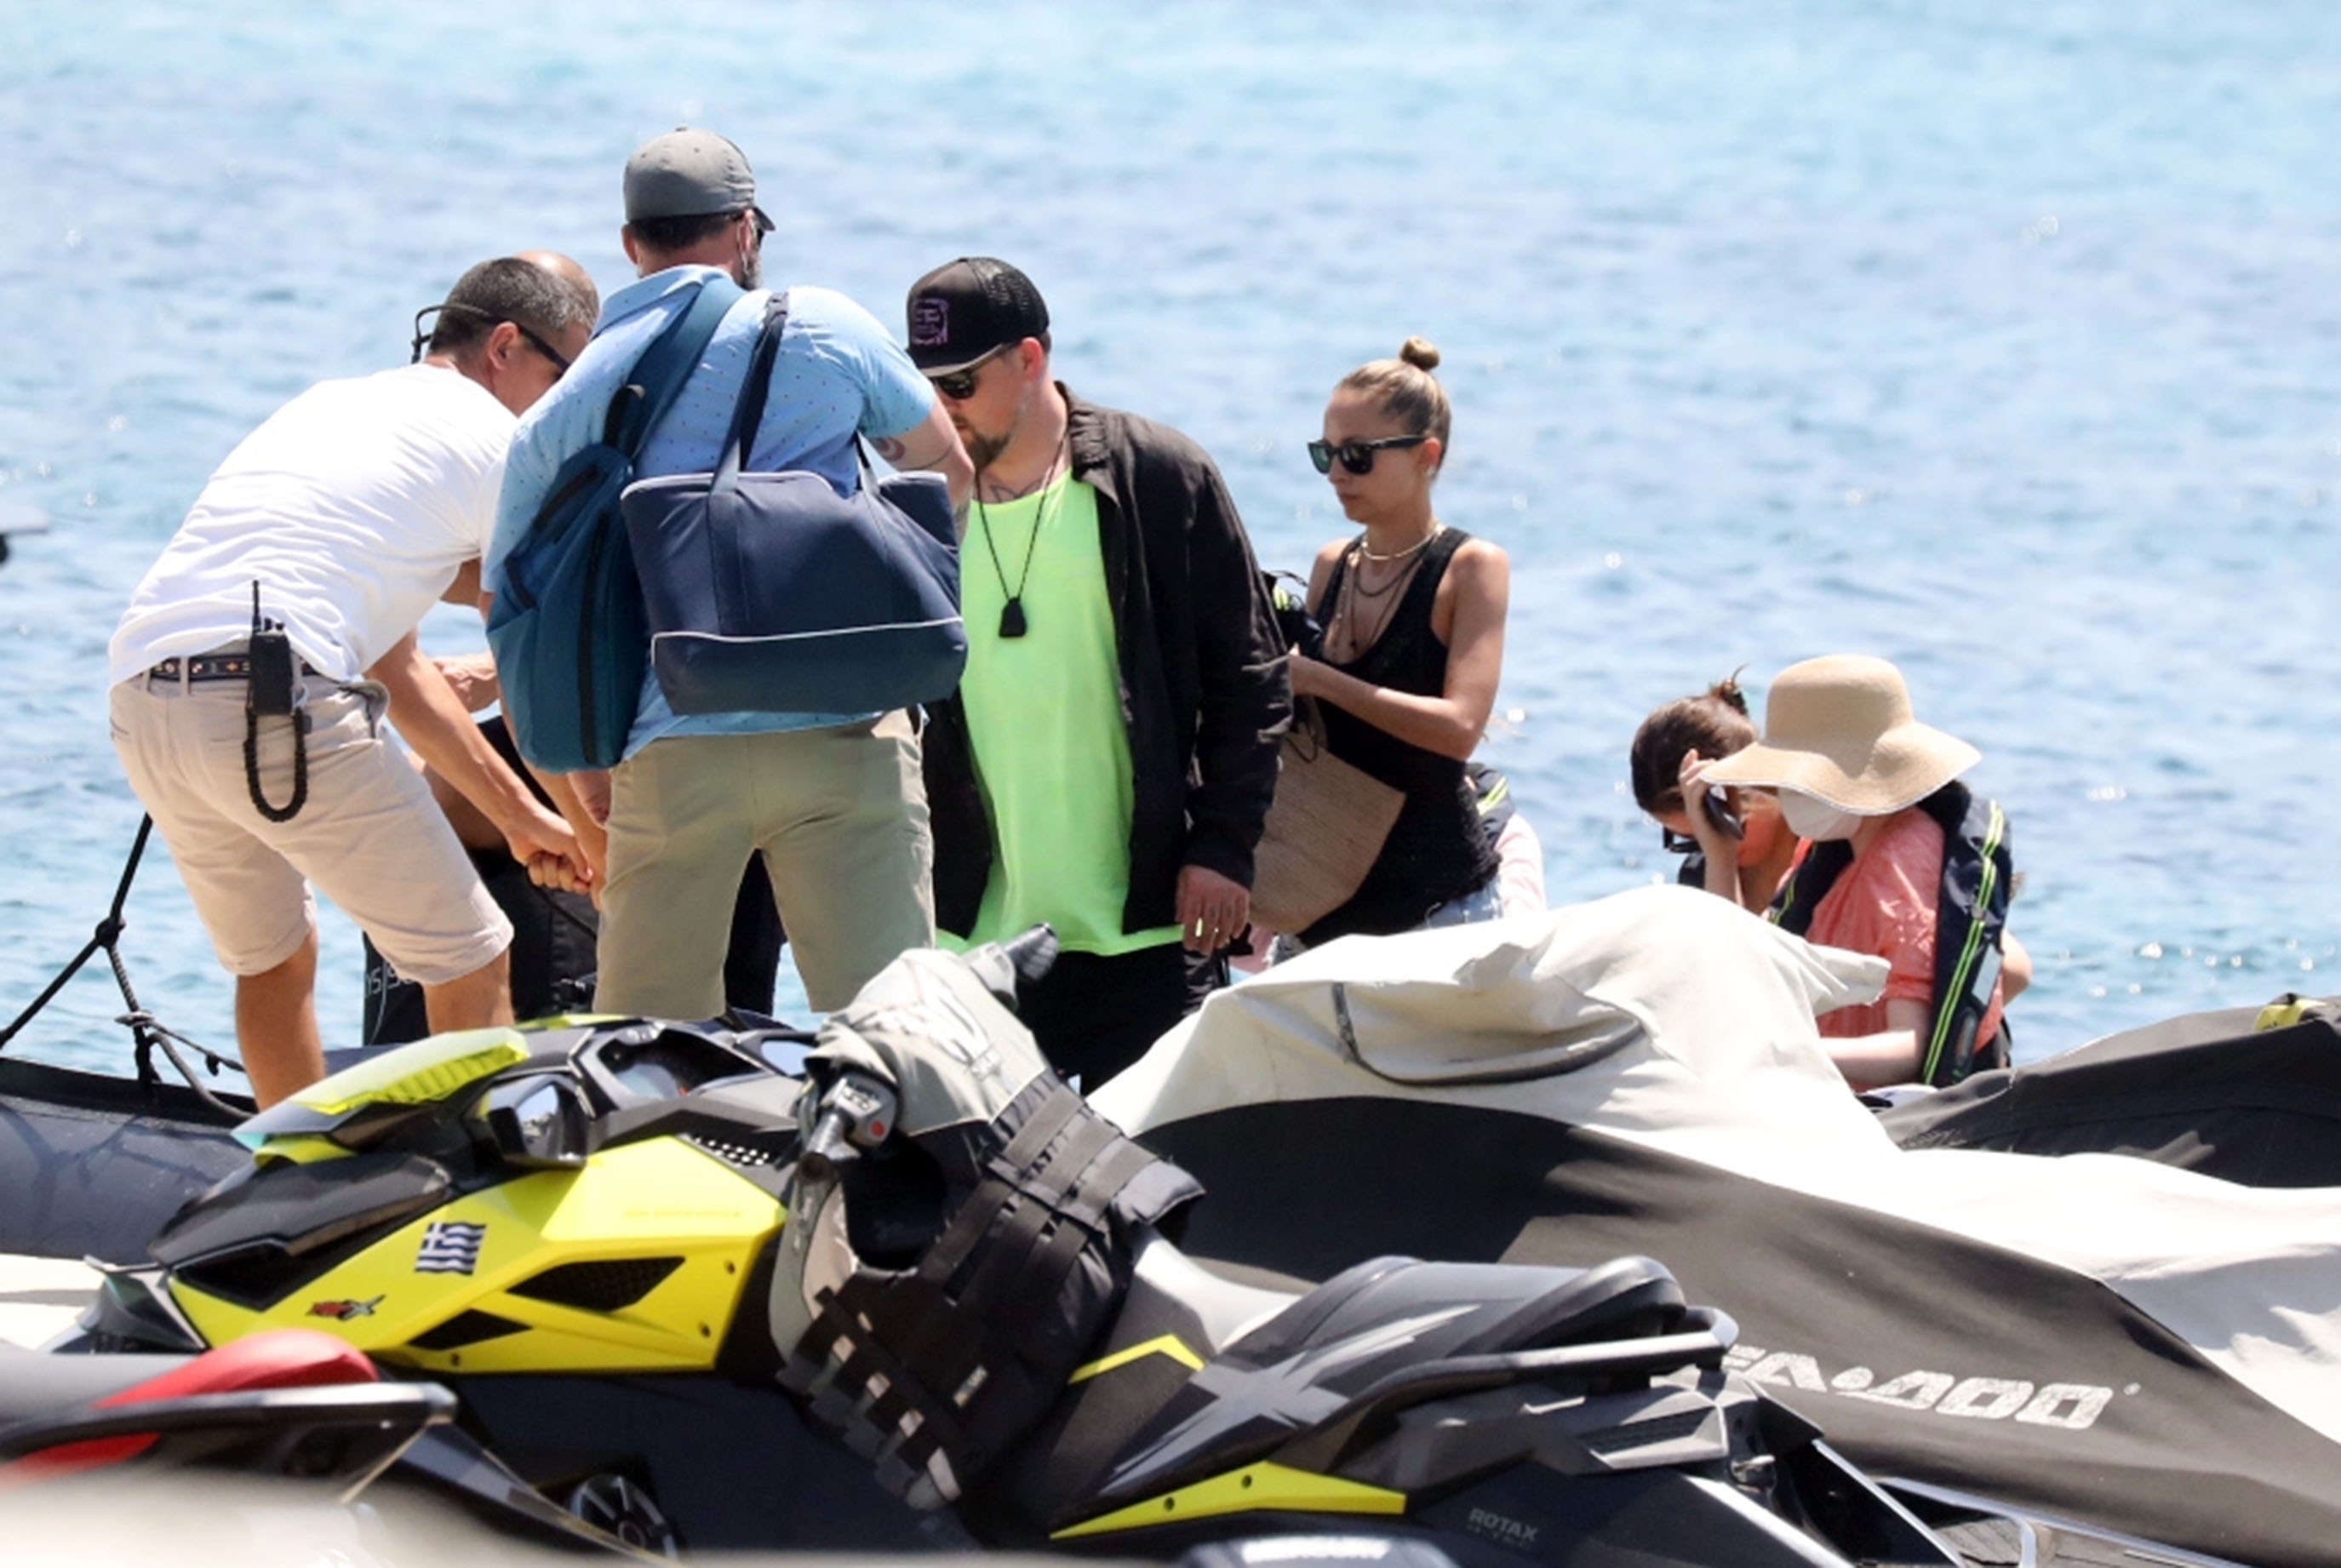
left=973, top=453, right=1063, bottom=640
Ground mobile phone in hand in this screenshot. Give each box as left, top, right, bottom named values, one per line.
left=1702, top=786, right=1744, bottom=842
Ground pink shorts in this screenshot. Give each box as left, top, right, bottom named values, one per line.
left=110, top=672, right=511, bottom=985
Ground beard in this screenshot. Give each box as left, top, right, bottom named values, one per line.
left=734, top=245, right=763, bottom=290
left=964, top=427, right=1010, bottom=473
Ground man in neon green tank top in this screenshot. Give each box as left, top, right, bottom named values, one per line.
left=905, top=258, right=1290, bottom=1085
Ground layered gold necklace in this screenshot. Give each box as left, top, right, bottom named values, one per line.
left=1330, top=522, right=1442, bottom=661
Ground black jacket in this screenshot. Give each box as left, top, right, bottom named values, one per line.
left=924, top=387, right=1291, bottom=937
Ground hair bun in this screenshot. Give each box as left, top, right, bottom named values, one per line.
left=1399, top=336, right=1441, bottom=372
left=1711, top=667, right=1751, bottom=715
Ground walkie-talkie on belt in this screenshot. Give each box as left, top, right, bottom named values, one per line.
left=247, top=581, right=299, bottom=717
left=243, top=581, right=308, bottom=821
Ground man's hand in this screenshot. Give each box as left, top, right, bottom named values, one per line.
left=369, top=631, right=594, bottom=894
left=1176, top=864, right=1251, bottom=955
left=432, top=650, right=501, bottom=712
left=530, top=769, right=611, bottom=902
left=503, top=801, right=592, bottom=895
left=544, top=811, right=608, bottom=901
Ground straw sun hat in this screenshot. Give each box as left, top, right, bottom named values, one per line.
left=1698, top=655, right=1979, bottom=815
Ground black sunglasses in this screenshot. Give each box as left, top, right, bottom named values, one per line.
left=508, top=320, right=573, bottom=375
left=927, top=343, right=1012, bottom=402
left=409, top=304, right=571, bottom=376
left=1308, top=433, right=1429, bottom=475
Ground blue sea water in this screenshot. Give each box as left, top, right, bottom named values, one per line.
left=3, top=1, right=2337, bottom=1074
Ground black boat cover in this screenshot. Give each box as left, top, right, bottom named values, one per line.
left=1879, top=993, right=2341, bottom=1186
left=0, top=1056, right=246, bottom=1264
left=1093, top=887, right=2341, bottom=1568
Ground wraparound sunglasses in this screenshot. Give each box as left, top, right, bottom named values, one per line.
left=926, top=344, right=1014, bottom=402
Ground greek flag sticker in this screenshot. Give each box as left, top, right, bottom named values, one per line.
left=415, top=1220, right=487, bottom=1275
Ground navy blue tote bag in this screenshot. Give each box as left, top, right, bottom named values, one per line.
left=618, top=292, right=966, bottom=718
left=486, top=278, right=740, bottom=770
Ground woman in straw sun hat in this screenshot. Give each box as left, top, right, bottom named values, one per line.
left=1699, top=655, right=2029, bottom=1091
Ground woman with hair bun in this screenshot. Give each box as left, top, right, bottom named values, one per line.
left=1282, top=339, right=1513, bottom=949
left=1628, top=673, right=1800, bottom=913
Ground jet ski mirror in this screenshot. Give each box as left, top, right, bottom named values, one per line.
left=483, top=1074, right=590, bottom=1169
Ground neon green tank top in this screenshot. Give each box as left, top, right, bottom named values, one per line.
left=950, top=474, right=1181, bottom=956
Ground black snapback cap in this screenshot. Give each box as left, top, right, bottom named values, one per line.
left=905, top=257, right=1050, bottom=374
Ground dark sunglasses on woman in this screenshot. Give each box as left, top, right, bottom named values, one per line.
left=1307, top=433, right=1429, bottom=475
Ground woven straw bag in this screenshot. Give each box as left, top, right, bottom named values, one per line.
left=1249, top=698, right=1405, bottom=933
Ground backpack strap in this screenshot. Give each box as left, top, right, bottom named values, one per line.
left=600, top=275, right=745, bottom=454
left=1767, top=838, right=1852, bottom=937
left=1914, top=782, right=2013, bottom=1085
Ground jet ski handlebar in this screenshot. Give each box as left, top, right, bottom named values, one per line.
left=1281, top=1307, right=1740, bottom=1470
left=798, top=1070, right=900, bottom=1181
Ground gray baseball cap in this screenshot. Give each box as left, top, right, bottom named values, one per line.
left=623, top=128, right=758, bottom=221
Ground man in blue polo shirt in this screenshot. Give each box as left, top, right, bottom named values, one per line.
left=488, top=129, right=972, bottom=1018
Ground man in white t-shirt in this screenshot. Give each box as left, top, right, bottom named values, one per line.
left=108, top=255, right=596, bottom=1106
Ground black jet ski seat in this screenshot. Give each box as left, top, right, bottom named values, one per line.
left=1125, top=1230, right=1302, bottom=1355
left=990, top=1242, right=1719, bottom=1536
left=1226, top=1250, right=1690, bottom=1367
left=1084, top=1252, right=1697, bottom=1506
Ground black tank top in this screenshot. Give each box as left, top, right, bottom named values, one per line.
left=1301, top=528, right=1499, bottom=946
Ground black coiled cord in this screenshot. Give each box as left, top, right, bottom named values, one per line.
left=244, top=703, right=308, bottom=823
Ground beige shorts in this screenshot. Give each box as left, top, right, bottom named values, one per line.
left=592, top=712, right=935, bottom=1018
left=109, top=672, right=512, bottom=985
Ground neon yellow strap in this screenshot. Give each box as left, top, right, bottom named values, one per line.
left=1922, top=801, right=2005, bottom=1085
left=1053, top=1462, right=1405, bottom=1540
left=2257, top=999, right=2311, bottom=1032
left=1068, top=1334, right=1205, bottom=1384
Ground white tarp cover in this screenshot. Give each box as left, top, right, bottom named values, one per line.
left=1093, top=884, right=2341, bottom=1447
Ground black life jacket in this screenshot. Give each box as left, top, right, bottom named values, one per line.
left=1466, top=760, right=1516, bottom=850
left=1768, top=781, right=2014, bottom=1086
left=770, top=947, right=1202, bottom=1508
left=781, top=1074, right=1199, bottom=1506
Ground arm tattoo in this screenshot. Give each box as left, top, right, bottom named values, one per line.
left=872, top=434, right=908, bottom=464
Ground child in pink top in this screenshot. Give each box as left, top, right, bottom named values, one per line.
left=1702, top=655, right=2025, bottom=1090
left=1794, top=810, right=2006, bottom=1052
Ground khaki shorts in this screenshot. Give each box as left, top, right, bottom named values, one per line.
left=592, top=712, right=934, bottom=1018
left=110, top=672, right=512, bottom=985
